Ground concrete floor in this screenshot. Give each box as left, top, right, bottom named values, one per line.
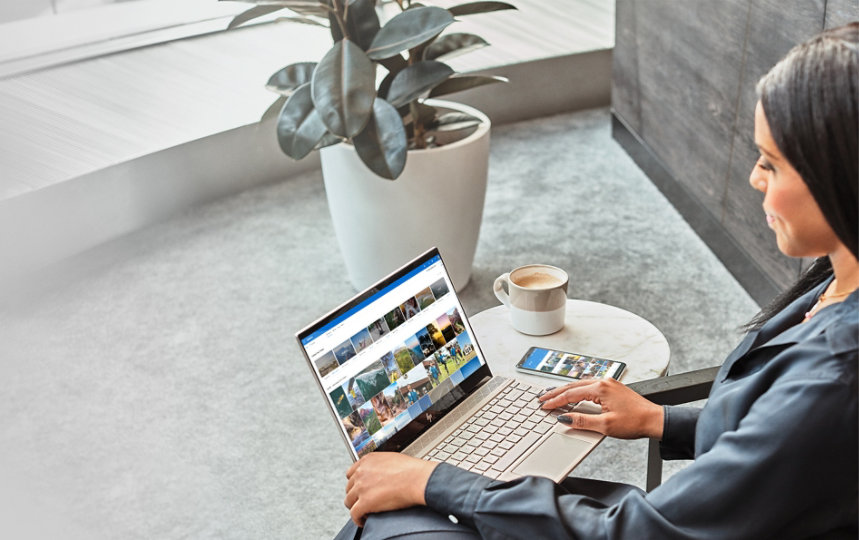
left=0, top=107, right=759, bottom=539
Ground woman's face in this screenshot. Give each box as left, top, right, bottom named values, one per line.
left=749, top=101, right=840, bottom=258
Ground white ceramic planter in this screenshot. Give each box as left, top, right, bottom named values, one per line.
left=320, top=100, right=490, bottom=292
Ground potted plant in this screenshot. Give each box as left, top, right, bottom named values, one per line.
left=227, top=0, right=516, bottom=290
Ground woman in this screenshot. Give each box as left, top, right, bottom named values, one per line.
left=338, top=23, right=858, bottom=539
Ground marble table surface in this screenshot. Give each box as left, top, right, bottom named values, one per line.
left=469, top=299, right=671, bottom=387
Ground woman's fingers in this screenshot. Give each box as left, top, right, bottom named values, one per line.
left=539, top=380, right=602, bottom=409
left=346, top=481, right=370, bottom=527
left=344, top=455, right=368, bottom=497
left=537, top=380, right=586, bottom=401
left=540, top=379, right=664, bottom=439
left=346, top=458, right=360, bottom=479
left=537, top=379, right=592, bottom=400
left=344, top=458, right=375, bottom=526
left=349, top=500, right=368, bottom=527
left=558, top=411, right=606, bottom=432
left=343, top=453, right=438, bottom=527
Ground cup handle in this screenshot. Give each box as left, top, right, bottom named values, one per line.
left=493, top=273, right=511, bottom=307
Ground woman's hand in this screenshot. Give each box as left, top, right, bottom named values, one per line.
left=345, top=452, right=439, bottom=527
left=539, top=378, right=664, bottom=440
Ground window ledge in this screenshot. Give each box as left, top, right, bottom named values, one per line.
left=0, top=0, right=248, bottom=77
left=0, top=0, right=614, bottom=285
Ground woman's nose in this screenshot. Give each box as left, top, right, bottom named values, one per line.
left=749, top=168, right=767, bottom=192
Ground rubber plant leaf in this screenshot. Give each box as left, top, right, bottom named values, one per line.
left=327, top=0, right=380, bottom=51
left=378, top=53, right=408, bottom=75
left=227, top=5, right=286, bottom=30
left=366, top=6, right=454, bottom=60
left=312, top=39, right=376, bottom=138
left=352, top=98, right=408, bottom=180
left=403, top=102, right=437, bottom=140
left=447, top=1, right=517, bottom=16
left=266, top=62, right=317, bottom=96
left=428, top=74, right=508, bottom=98
left=220, top=0, right=322, bottom=4
left=223, top=0, right=329, bottom=18
left=414, top=102, right=437, bottom=126
left=261, top=95, right=287, bottom=122
left=277, top=82, right=330, bottom=159
left=278, top=2, right=330, bottom=18
left=376, top=53, right=408, bottom=100
left=432, top=111, right=482, bottom=132
left=378, top=71, right=395, bottom=100
left=424, top=33, right=488, bottom=61
left=271, top=14, right=328, bottom=27
left=314, top=132, right=343, bottom=150
left=386, top=61, right=454, bottom=108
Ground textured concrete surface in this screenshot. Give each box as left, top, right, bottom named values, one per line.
left=0, top=107, right=759, bottom=539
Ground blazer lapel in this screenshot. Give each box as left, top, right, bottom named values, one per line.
left=718, top=277, right=833, bottom=382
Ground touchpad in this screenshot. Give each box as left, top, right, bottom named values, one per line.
left=512, top=433, right=593, bottom=479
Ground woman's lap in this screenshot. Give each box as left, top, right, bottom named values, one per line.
left=334, top=476, right=642, bottom=539
left=334, top=506, right=479, bottom=540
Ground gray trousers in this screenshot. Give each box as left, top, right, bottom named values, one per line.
left=334, top=477, right=639, bottom=539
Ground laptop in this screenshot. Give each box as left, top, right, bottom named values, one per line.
left=296, top=247, right=604, bottom=482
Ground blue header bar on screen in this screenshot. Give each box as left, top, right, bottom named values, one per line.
left=300, top=254, right=442, bottom=346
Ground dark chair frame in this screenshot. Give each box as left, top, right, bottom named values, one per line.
left=626, top=366, right=721, bottom=491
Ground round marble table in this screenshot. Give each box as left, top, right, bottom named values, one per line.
left=469, top=299, right=670, bottom=386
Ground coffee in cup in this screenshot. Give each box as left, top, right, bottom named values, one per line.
left=493, top=264, right=568, bottom=335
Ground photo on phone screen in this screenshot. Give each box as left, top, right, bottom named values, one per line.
left=515, top=346, right=626, bottom=382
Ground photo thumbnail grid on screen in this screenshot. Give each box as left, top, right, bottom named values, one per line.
left=330, top=309, right=477, bottom=456
left=530, top=349, right=620, bottom=379
left=314, top=278, right=479, bottom=457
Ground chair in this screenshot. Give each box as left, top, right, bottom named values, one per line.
left=627, top=366, right=721, bottom=491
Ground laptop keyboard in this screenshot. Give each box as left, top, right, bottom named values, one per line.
left=423, top=381, right=577, bottom=479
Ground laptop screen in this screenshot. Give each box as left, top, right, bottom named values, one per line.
left=297, top=248, right=490, bottom=459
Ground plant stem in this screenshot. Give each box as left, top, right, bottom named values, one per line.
left=404, top=44, right=425, bottom=149
left=330, top=0, right=348, bottom=39
left=410, top=100, right=426, bottom=149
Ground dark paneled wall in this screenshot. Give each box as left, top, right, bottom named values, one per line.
left=612, top=0, right=858, bottom=303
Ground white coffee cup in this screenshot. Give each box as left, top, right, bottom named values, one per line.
left=493, top=264, right=569, bottom=335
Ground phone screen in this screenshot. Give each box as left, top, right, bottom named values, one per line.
left=515, top=347, right=626, bottom=381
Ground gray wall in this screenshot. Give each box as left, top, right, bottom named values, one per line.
left=612, top=0, right=858, bottom=294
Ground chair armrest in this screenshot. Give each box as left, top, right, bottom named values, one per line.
left=626, top=366, right=720, bottom=491
left=627, top=366, right=720, bottom=405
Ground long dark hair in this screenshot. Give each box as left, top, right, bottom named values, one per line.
left=745, top=23, right=859, bottom=331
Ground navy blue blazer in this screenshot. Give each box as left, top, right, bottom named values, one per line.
left=424, top=278, right=858, bottom=539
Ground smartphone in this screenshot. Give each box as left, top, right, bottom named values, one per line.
left=515, top=346, right=626, bottom=382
